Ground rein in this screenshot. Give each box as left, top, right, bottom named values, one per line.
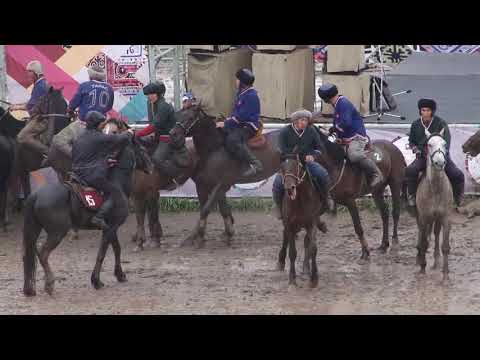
left=329, top=158, right=347, bottom=192
left=282, top=158, right=307, bottom=186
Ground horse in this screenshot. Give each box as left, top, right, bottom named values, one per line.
left=0, top=105, right=27, bottom=230
left=130, top=136, right=199, bottom=251
left=462, top=128, right=480, bottom=157
left=277, top=154, right=323, bottom=288
left=314, top=127, right=407, bottom=259
left=22, top=128, right=153, bottom=296
left=14, top=87, right=70, bottom=199
left=415, top=130, right=452, bottom=279
left=170, top=104, right=283, bottom=248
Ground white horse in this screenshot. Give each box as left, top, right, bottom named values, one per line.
left=415, top=128, right=453, bottom=280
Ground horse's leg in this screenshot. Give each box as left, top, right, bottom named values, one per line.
left=0, top=189, right=7, bottom=232
left=132, top=194, right=147, bottom=252
left=416, top=222, right=430, bottom=274
left=302, top=233, right=311, bottom=275
left=432, top=219, right=442, bottom=270
left=372, top=189, right=390, bottom=253
left=91, top=230, right=111, bottom=289
left=345, top=200, right=370, bottom=260
left=37, top=231, right=67, bottom=295
left=277, top=228, right=288, bottom=271
left=288, top=229, right=298, bottom=286
left=218, top=192, right=235, bottom=246
left=390, top=180, right=402, bottom=246
left=308, top=225, right=319, bottom=288
left=182, top=184, right=213, bottom=248
left=111, top=232, right=127, bottom=283
left=147, top=193, right=163, bottom=247
left=442, top=219, right=451, bottom=281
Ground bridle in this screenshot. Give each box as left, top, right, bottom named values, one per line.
left=282, top=156, right=307, bottom=187
left=175, top=106, right=214, bottom=136
left=426, top=133, right=447, bottom=169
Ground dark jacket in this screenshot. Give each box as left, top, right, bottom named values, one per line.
left=147, top=97, right=176, bottom=135
left=72, top=129, right=132, bottom=182
left=279, top=124, right=322, bottom=161
left=408, top=116, right=451, bottom=157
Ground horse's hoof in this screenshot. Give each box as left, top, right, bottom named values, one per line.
left=133, top=245, right=144, bottom=253
left=115, top=271, right=127, bottom=283
left=376, top=244, right=388, bottom=254
left=442, top=273, right=450, bottom=282
left=146, top=240, right=160, bottom=249
left=276, top=262, right=285, bottom=271
left=310, top=278, right=319, bottom=288
left=222, top=234, right=233, bottom=246
left=45, top=282, right=55, bottom=296
left=288, top=279, right=297, bottom=287
left=92, top=279, right=104, bottom=290
left=194, top=238, right=205, bottom=249
left=23, top=287, right=36, bottom=297
left=360, top=249, right=370, bottom=261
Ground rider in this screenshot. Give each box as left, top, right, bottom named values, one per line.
left=216, top=68, right=263, bottom=178
left=271, top=109, right=335, bottom=219
left=406, top=98, right=465, bottom=208
left=50, top=63, right=114, bottom=160
left=72, top=111, right=134, bottom=230
left=318, top=83, right=384, bottom=190
left=12, top=60, right=52, bottom=159
left=181, top=92, right=196, bottom=110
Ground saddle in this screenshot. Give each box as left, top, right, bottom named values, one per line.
left=247, top=122, right=266, bottom=149
left=64, top=173, right=104, bottom=211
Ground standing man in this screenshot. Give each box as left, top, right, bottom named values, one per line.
left=318, top=83, right=384, bottom=190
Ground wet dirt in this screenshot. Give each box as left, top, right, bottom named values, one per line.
left=1, top=208, right=479, bottom=314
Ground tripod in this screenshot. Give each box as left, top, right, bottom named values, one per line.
left=363, top=45, right=412, bottom=122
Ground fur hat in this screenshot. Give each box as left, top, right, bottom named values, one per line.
left=418, top=98, right=437, bottom=113
left=26, top=60, right=43, bottom=76
left=143, top=81, right=166, bottom=96
left=291, top=109, right=312, bottom=122
left=87, top=63, right=106, bottom=81
left=318, top=83, right=338, bottom=102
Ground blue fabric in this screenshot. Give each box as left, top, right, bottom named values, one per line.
left=69, top=80, right=114, bottom=121
left=272, top=161, right=330, bottom=197
left=225, top=87, right=260, bottom=131
left=333, top=96, right=367, bottom=139
left=27, top=78, right=49, bottom=116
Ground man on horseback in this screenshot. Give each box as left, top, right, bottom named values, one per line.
left=318, top=83, right=384, bottom=191
left=271, top=110, right=335, bottom=219
left=72, top=111, right=134, bottom=230
left=49, top=63, right=114, bottom=160
left=182, top=92, right=196, bottom=110
left=216, top=68, right=263, bottom=178
left=11, top=60, right=52, bottom=160
left=135, top=81, right=189, bottom=190
left=406, top=98, right=465, bottom=208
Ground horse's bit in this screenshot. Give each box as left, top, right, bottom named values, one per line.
left=282, top=159, right=307, bottom=186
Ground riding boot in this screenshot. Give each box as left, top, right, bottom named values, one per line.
left=453, top=181, right=465, bottom=208
left=241, top=145, right=263, bottom=178
left=272, top=190, right=283, bottom=220
left=358, top=158, right=384, bottom=191
left=91, top=197, right=114, bottom=231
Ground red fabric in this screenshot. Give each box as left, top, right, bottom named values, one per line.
left=80, top=190, right=104, bottom=210
left=135, top=124, right=155, bottom=137
left=158, top=135, right=170, bottom=143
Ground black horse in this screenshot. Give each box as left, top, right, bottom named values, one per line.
left=22, top=129, right=153, bottom=297
left=0, top=106, right=26, bottom=231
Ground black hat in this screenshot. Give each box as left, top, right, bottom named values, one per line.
left=418, top=98, right=437, bottom=113
left=318, top=83, right=339, bottom=102
left=85, top=111, right=106, bottom=129
left=143, top=81, right=166, bottom=96
left=236, top=68, right=255, bottom=86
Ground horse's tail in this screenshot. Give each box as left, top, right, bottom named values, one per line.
left=23, top=193, right=41, bottom=297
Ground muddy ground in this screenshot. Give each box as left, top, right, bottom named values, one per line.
left=1, top=207, right=480, bottom=315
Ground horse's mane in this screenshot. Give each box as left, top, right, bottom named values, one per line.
left=314, top=126, right=346, bottom=165
left=0, top=106, right=26, bottom=137
left=188, top=105, right=225, bottom=156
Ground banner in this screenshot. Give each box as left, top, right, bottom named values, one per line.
left=5, top=45, right=150, bottom=123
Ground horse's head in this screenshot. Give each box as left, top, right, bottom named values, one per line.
left=426, top=129, right=447, bottom=171
left=170, top=103, right=216, bottom=143
left=463, top=129, right=480, bottom=157
left=31, top=86, right=68, bottom=118
left=280, top=153, right=305, bottom=201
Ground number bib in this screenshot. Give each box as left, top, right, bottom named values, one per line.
left=81, top=190, right=104, bottom=210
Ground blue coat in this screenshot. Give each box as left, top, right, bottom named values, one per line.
left=27, top=78, right=49, bottom=116
left=69, top=80, right=114, bottom=121
left=225, top=87, right=261, bottom=131
left=333, top=96, right=367, bottom=140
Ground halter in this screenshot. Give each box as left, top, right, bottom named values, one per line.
left=175, top=106, right=215, bottom=136
left=426, top=133, right=447, bottom=168
left=282, top=157, right=307, bottom=186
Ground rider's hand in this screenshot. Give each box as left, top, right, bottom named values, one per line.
left=328, top=126, right=336, bottom=135
left=305, top=155, right=315, bottom=163
left=127, top=128, right=135, bottom=136
left=216, top=122, right=225, bottom=128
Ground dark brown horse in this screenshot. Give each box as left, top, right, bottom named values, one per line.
left=314, top=127, right=407, bottom=259
left=462, top=129, right=480, bottom=157
left=170, top=105, right=282, bottom=248
left=130, top=137, right=199, bottom=251
left=277, top=154, right=323, bottom=287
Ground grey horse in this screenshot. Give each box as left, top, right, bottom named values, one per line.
left=415, top=129, right=452, bottom=280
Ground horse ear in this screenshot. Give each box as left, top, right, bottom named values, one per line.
left=439, top=128, right=445, bottom=137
